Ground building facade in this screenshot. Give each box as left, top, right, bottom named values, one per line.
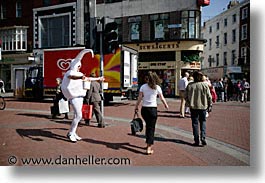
left=94, top=0, right=207, bottom=97
left=0, top=0, right=208, bottom=97
left=201, top=0, right=250, bottom=83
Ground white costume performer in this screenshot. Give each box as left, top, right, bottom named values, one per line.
left=61, top=49, right=101, bottom=142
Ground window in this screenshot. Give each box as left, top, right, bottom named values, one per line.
left=150, top=13, right=169, bottom=40
left=242, top=7, right=248, bottom=20
left=216, top=22, right=220, bottom=30
left=232, top=50, right=236, bottom=65
left=39, top=14, right=70, bottom=48
left=241, top=47, right=247, bottom=64
left=0, top=2, right=7, bottom=19
left=128, top=16, right=141, bottom=41
left=224, top=32, right=227, bottom=45
left=232, top=14, right=237, bottom=24
left=181, top=10, right=201, bottom=39
left=224, top=18, right=227, bottom=27
left=0, top=27, right=27, bottom=51
left=43, top=0, right=51, bottom=6
left=241, top=24, right=247, bottom=40
left=232, top=29, right=236, bottom=43
left=208, top=55, right=212, bottom=67
left=216, top=53, right=219, bottom=66
left=16, top=0, right=22, bottom=18
left=209, top=26, right=212, bottom=33
left=223, top=52, right=227, bottom=65
left=208, top=39, right=212, bottom=50
left=216, top=35, right=220, bottom=48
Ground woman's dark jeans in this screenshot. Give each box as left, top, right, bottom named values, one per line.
left=141, top=107, right=157, bottom=145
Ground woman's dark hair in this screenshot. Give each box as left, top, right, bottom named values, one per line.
left=146, top=71, right=162, bottom=89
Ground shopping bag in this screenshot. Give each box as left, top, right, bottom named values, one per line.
left=130, top=112, right=143, bottom=135
left=58, top=99, right=69, bottom=114
left=82, top=104, right=93, bottom=120
left=83, top=81, right=91, bottom=90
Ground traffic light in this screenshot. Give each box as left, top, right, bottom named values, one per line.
left=104, top=22, right=119, bottom=54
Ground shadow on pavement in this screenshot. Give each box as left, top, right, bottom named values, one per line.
left=133, top=134, right=194, bottom=146
left=16, top=128, right=69, bottom=142
left=16, top=113, right=51, bottom=119
left=83, top=138, right=146, bottom=155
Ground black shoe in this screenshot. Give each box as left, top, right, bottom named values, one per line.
left=201, top=140, right=207, bottom=146
left=98, top=123, right=105, bottom=128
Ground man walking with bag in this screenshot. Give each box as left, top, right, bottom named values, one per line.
left=85, top=73, right=104, bottom=128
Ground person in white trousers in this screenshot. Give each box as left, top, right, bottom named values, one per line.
left=61, top=49, right=103, bottom=142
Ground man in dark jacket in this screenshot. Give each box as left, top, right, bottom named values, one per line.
left=85, top=73, right=104, bottom=128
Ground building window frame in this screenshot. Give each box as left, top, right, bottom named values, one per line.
left=216, top=35, right=220, bottom=48
left=0, top=27, right=28, bottom=52
left=241, top=24, right=247, bottom=40
left=232, top=14, right=237, bottom=24
left=242, top=7, right=248, bottom=20
left=38, top=13, right=71, bottom=48
left=216, top=22, right=220, bottom=30
left=128, top=16, right=141, bottom=41
left=224, top=18, right=227, bottom=27
left=0, top=2, right=7, bottom=19
left=181, top=10, right=201, bottom=39
left=224, top=32, right=227, bottom=45
left=150, top=13, right=169, bottom=41
left=223, top=51, right=227, bottom=66
left=16, top=0, right=22, bottom=18
left=216, top=53, right=219, bottom=66
left=232, top=29, right=236, bottom=43
left=232, top=50, right=236, bottom=65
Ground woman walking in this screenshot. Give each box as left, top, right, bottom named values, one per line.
left=135, top=71, right=169, bottom=155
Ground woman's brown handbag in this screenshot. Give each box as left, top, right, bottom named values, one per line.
left=130, top=112, right=143, bottom=135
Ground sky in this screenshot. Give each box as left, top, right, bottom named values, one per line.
left=201, top=0, right=243, bottom=23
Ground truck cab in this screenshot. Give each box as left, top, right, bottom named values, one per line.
left=24, top=66, right=43, bottom=99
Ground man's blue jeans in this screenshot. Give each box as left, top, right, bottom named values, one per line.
left=190, top=109, right=207, bottom=143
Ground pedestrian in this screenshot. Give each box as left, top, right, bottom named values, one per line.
left=216, top=78, right=225, bottom=102
left=185, top=71, right=212, bottom=146
left=84, top=73, right=104, bottom=128
left=52, top=78, right=69, bottom=119
left=185, top=76, right=194, bottom=115
left=61, top=49, right=103, bottom=142
left=135, top=71, right=169, bottom=155
left=177, top=72, right=189, bottom=118
left=240, top=78, right=250, bottom=102
left=0, top=79, right=5, bottom=94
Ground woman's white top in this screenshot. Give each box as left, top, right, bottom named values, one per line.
left=140, top=84, right=162, bottom=107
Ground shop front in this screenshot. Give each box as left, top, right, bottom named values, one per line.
left=125, top=40, right=204, bottom=97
